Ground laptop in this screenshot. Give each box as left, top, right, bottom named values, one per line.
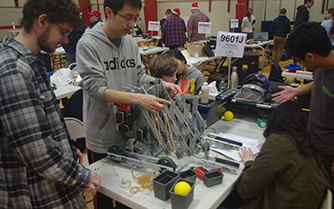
left=253, top=32, right=269, bottom=41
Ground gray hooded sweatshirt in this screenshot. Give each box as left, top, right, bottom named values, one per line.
left=76, top=22, right=155, bottom=153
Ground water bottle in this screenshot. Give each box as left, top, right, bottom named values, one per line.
left=230, top=67, right=239, bottom=89
left=219, top=78, right=226, bottom=93
left=195, top=50, right=199, bottom=58
left=200, top=82, right=209, bottom=104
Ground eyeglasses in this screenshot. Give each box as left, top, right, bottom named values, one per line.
left=293, top=56, right=303, bottom=63
left=54, top=22, right=71, bottom=37
left=117, top=13, right=142, bottom=24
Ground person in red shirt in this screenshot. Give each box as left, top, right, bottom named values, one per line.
left=161, top=8, right=187, bottom=49
left=188, top=2, right=210, bottom=42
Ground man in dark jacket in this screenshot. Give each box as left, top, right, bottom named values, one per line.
left=294, top=0, right=314, bottom=27
left=63, top=22, right=86, bottom=65
left=270, top=8, right=290, bottom=63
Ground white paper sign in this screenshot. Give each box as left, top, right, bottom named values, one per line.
left=181, top=16, right=189, bottom=27
left=198, top=22, right=211, bottom=34
left=148, top=21, right=160, bottom=31
left=181, top=17, right=189, bottom=38
left=215, top=31, right=247, bottom=58
left=230, top=19, right=239, bottom=29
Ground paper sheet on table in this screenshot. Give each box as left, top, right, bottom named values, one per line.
left=210, top=132, right=261, bottom=162
left=186, top=57, right=200, bottom=64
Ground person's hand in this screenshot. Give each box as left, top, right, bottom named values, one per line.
left=238, top=147, right=255, bottom=164
left=271, top=86, right=297, bottom=104
left=88, top=171, right=101, bottom=195
left=164, top=82, right=182, bottom=99
left=137, top=94, right=171, bottom=114
left=75, top=149, right=83, bottom=163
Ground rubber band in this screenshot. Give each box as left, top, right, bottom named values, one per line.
left=130, top=186, right=139, bottom=194
left=119, top=180, right=131, bottom=189
left=120, top=174, right=154, bottom=195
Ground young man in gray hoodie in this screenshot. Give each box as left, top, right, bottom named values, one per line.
left=76, top=0, right=180, bottom=207
left=77, top=0, right=180, bottom=160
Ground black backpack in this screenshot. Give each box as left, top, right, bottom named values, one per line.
left=202, top=45, right=215, bottom=57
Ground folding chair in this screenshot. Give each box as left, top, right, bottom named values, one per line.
left=64, top=117, right=86, bottom=152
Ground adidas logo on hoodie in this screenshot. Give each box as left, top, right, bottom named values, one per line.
left=104, top=57, right=135, bottom=70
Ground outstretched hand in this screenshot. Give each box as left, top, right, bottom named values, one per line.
left=137, top=94, right=171, bottom=114
left=271, top=86, right=297, bottom=104
left=239, top=147, right=255, bottom=164
left=88, top=171, right=101, bottom=195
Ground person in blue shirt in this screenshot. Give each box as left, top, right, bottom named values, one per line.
left=321, top=8, right=334, bottom=50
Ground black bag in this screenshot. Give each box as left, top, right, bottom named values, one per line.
left=202, top=45, right=215, bottom=57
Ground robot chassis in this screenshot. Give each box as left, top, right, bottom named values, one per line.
left=107, top=80, right=240, bottom=174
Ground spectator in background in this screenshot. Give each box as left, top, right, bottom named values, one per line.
left=160, top=9, right=172, bottom=31
left=321, top=8, right=334, bottom=49
left=188, top=2, right=210, bottom=42
left=149, top=53, right=178, bottom=84
left=157, top=9, right=172, bottom=46
left=168, top=48, right=206, bottom=95
left=88, top=10, right=102, bottom=28
left=249, top=8, right=256, bottom=32
left=0, top=0, right=101, bottom=208
left=325, top=8, right=334, bottom=20
left=241, top=10, right=253, bottom=40
left=270, top=8, right=291, bottom=63
left=63, top=21, right=86, bottom=65
left=294, top=0, right=314, bottom=27
left=162, top=8, right=187, bottom=49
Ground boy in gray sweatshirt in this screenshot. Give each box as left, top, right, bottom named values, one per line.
left=76, top=0, right=180, bottom=208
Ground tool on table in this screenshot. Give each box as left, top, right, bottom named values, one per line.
left=195, top=166, right=223, bottom=180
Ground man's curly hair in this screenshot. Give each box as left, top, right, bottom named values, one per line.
left=20, top=0, right=81, bottom=32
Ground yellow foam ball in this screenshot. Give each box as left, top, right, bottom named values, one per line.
left=224, top=111, right=234, bottom=121
left=216, top=105, right=226, bottom=117
left=174, top=181, right=191, bottom=196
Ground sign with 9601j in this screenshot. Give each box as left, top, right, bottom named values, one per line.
left=215, top=31, right=247, bottom=58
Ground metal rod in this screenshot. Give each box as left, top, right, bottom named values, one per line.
left=110, top=163, right=118, bottom=176
left=130, top=169, right=135, bottom=179
left=264, top=0, right=268, bottom=21
left=293, top=0, right=297, bottom=21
